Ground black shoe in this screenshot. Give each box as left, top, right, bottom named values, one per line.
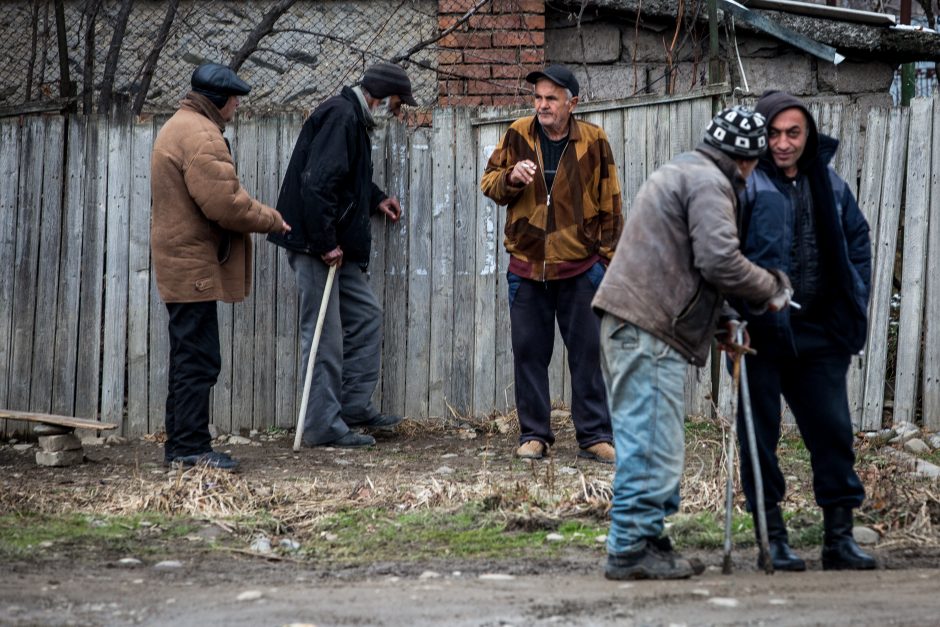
left=344, top=413, right=403, bottom=430
left=172, top=451, right=239, bottom=471
left=648, top=535, right=705, bottom=575
left=605, top=540, right=695, bottom=580
left=324, top=432, right=376, bottom=448
left=756, top=507, right=806, bottom=571
left=822, top=507, right=877, bottom=570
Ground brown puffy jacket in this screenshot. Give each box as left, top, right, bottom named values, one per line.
left=150, top=93, right=284, bottom=303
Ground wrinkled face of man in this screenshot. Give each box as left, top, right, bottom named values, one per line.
left=767, top=107, right=809, bottom=177
left=533, top=79, right=577, bottom=138
left=219, top=95, right=239, bottom=122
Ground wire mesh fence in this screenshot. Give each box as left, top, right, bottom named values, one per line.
left=2, top=0, right=442, bottom=115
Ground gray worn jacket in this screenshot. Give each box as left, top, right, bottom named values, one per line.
left=592, top=143, right=786, bottom=365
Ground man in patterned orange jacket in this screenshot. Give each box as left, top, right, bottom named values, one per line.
left=481, top=64, right=623, bottom=464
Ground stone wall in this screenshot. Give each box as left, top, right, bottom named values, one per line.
left=544, top=6, right=895, bottom=110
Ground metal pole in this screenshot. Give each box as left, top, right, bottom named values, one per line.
left=722, top=347, right=741, bottom=574
left=900, top=0, right=915, bottom=106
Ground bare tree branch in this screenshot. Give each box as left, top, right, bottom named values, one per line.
left=82, top=0, right=102, bottom=113
left=98, top=0, right=135, bottom=113
left=53, top=0, right=75, bottom=109
left=389, top=0, right=491, bottom=63
left=25, top=0, right=39, bottom=101
left=230, top=0, right=300, bottom=72
left=132, top=0, right=180, bottom=115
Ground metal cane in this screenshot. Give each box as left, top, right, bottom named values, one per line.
left=292, top=264, right=338, bottom=452
left=721, top=331, right=742, bottom=575
left=736, top=324, right=774, bottom=575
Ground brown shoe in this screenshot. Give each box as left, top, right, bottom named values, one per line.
left=516, top=440, right=547, bottom=459
left=578, top=442, right=615, bottom=464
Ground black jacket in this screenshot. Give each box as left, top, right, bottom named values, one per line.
left=268, top=86, right=386, bottom=267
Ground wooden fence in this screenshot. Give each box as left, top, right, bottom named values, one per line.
left=1, top=93, right=938, bottom=436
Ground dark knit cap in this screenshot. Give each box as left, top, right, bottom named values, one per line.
left=703, top=105, right=767, bottom=159
left=191, top=63, right=251, bottom=109
left=525, top=64, right=579, bottom=97
left=361, top=63, right=417, bottom=106
left=754, top=90, right=819, bottom=169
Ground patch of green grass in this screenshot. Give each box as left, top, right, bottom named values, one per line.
left=0, top=513, right=199, bottom=558
left=669, top=508, right=823, bottom=550
left=303, top=504, right=605, bottom=563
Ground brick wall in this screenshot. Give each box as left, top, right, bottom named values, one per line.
left=437, top=0, right=545, bottom=106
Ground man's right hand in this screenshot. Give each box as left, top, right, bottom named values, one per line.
left=508, top=160, right=538, bottom=186
left=767, top=287, right=792, bottom=312
left=322, top=246, right=343, bottom=267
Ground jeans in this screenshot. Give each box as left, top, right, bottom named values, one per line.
left=600, top=314, right=686, bottom=555
left=288, top=252, right=383, bottom=445
left=506, top=264, right=612, bottom=448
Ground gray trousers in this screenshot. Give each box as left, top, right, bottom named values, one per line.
left=288, top=252, right=383, bottom=445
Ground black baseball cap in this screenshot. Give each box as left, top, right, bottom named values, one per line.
left=525, top=64, right=579, bottom=97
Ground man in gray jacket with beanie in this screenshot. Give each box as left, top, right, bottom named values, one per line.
left=593, top=106, right=792, bottom=580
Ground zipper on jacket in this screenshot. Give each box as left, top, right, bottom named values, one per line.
left=535, top=135, right=570, bottom=283
left=337, top=201, right=354, bottom=226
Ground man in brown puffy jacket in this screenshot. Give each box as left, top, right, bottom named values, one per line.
left=150, top=63, right=290, bottom=471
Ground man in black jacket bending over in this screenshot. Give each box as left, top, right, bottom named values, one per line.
left=269, top=63, right=416, bottom=448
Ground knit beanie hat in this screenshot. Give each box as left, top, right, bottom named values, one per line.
left=703, top=106, right=767, bottom=159
left=361, top=63, right=418, bottom=106
left=191, top=63, right=251, bottom=109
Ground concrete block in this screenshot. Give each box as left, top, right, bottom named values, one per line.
left=36, top=449, right=84, bottom=467
left=621, top=27, right=670, bottom=63
left=38, top=434, right=83, bottom=452
left=547, top=24, right=621, bottom=63
left=739, top=55, right=815, bottom=96
left=818, top=61, right=894, bottom=94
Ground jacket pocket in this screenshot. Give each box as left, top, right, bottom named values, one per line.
left=671, top=280, right=719, bottom=352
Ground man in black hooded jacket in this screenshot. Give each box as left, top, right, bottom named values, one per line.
left=269, top=63, right=416, bottom=448
left=733, top=90, right=875, bottom=572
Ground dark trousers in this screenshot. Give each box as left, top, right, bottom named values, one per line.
left=165, top=301, right=221, bottom=459
left=737, top=346, right=865, bottom=512
left=508, top=268, right=611, bottom=447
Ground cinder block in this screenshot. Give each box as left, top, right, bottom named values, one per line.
left=36, top=449, right=84, bottom=467
left=547, top=24, right=621, bottom=63
left=818, top=61, right=894, bottom=94
left=38, top=434, right=83, bottom=452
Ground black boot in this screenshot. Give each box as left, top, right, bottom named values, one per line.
left=822, top=507, right=877, bottom=570
left=756, top=506, right=806, bottom=571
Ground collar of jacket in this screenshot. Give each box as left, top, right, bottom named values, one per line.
left=342, top=85, right=374, bottom=130
left=180, top=91, right=226, bottom=131
left=694, top=142, right=747, bottom=193
left=525, top=114, right=582, bottom=142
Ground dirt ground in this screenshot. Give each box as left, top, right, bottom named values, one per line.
left=2, top=417, right=939, bottom=626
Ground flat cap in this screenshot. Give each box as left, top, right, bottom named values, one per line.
left=361, top=63, right=417, bottom=106
left=191, top=63, right=251, bottom=97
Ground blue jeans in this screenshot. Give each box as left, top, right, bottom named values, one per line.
left=600, top=314, right=686, bottom=555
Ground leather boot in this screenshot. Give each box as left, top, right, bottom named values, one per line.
left=822, top=507, right=876, bottom=570
left=756, top=506, right=805, bottom=571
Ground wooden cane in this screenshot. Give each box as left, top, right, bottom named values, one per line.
left=293, top=264, right=338, bottom=452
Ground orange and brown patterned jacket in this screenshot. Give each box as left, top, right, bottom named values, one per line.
left=480, top=115, right=623, bottom=281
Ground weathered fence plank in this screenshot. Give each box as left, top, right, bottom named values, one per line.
left=251, top=117, right=280, bottom=430
left=10, top=117, right=45, bottom=416
left=382, top=122, right=410, bottom=417
left=862, top=108, right=910, bottom=431
left=0, top=119, right=19, bottom=412
left=274, top=114, right=301, bottom=429
left=429, top=109, right=456, bottom=418
left=451, top=109, right=476, bottom=415
left=231, top=118, right=259, bottom=434
left=405, top=128, right=433, bottom=419
left=125, top=119, right=154, bottom=435
left=75, top=116, right=108, bottom=422
left=894, top=99, right=934, bottom=426
left=923, top=99, right=940, bottom=431
left=29, top=117, right=65, bottom=415
left=622, top=106, right=648, bottom=215
left=101, top=114, right=132, bottom=430
left=473, top=123, right=501, bottom=413
left=368, top=125, right=389, bottom=412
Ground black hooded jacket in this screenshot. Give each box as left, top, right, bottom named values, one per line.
left=735, top=91, right=872, bottom=356
left=268, top=86, right=386, bottom=267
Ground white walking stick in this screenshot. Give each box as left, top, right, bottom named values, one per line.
left=293, top=264, right=337, bottom=452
